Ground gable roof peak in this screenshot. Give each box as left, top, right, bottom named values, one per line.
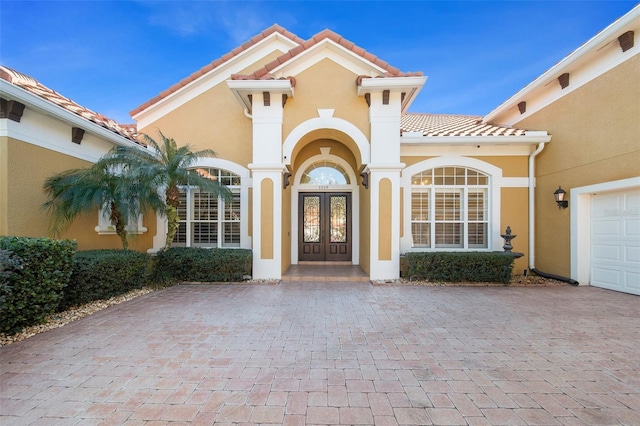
left=131, top=24, right=304, bottom=117
left=258, top=23, right=305, bottom=44
left=231, top=26, right=422, bottom=81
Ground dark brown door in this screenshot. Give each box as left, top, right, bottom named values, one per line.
left=299, top=193, right=351, bottom=261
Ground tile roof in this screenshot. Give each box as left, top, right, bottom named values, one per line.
left=130, top=24, right=304, bottom=116
left=132, top=25, right=423, bottom=116
left=231, top=28, right=423, bottom=82
left=401, top=113, right=527, bottom=137
left=1, top=66, right=139, bottom=143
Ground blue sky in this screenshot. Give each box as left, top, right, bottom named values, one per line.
left=1, top=1, right=637, bottom=123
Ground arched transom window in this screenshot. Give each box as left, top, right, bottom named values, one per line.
left=173, top=168, right=242, bottom=248
left=411, top=167, right=489, bottom=249
left=301, top=161, right=350, bottom=185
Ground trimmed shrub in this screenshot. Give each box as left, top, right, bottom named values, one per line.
left=0, top=237, right=77, bottom=334
left=60, top=250, right=150, bottom=311
left=405, top=251, right=515, bottom=284
left=153, top=247, right=252, bottom=283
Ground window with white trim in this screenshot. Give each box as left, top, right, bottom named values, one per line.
left=411, top=167, right=488, bottom=249
left=172, top=168, right=241, bottom=248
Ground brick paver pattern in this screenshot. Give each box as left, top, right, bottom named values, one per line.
left=1, top=283, right=639, bottom=425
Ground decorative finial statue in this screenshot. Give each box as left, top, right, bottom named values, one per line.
left=501, top=226, right=516, bottom=253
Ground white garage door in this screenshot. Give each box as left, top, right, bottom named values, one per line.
left=590, top=188, right=640, bottom=295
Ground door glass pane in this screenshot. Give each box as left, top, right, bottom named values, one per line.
left=303, top=196, right=321, bottom=243
left=330, top=195, right=347, bottom=243
left=301, top=162, right=349, bottom=185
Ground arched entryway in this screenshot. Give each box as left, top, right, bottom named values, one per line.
left=291, top=147, right=360, bottom=265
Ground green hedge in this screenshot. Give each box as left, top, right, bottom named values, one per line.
left=153, top=247, right=252, bottom=283
left=59, top=250, right=150, bottom=311
left=405, top=252, right=515, bottom=284
left=0, top=237, right=77, bottom=334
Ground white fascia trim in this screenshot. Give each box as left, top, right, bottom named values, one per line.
left=0, top=81, right=139, bottom=149
left=358, top=76, right=427, bottom=113
left=248, top=163, right=288, bottom=172
left=358, top=76, right=428, bottom=93
left=270, top=39, right=388, bottom=78
left=226, top=79, right=294, bottom=112
left=401, top=145, right=533, bottom=157
left=485, top=5, right=640, bottom=124
left=363, top=163, right=406, bottom=173
left=400, top=131, right=551, bottom=146
left=133, top=33, right=300, bottom=126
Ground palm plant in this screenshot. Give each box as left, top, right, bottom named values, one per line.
left=42, top=160, right=161, bottom=250
left=103, top=131, right=230, bottom=250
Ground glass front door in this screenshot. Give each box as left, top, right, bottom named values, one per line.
left=299, top=193, right=351, bottom=261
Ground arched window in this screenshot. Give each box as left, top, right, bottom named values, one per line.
left=300, top=161, right=350, bottom=185
left=173, top=168, right=242, bottom=248
left=411, top=167, right=489, bottom=249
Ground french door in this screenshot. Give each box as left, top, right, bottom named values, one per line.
left=299, top=193, right=351, bottom=261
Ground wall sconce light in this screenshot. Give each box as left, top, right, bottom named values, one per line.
left=554, top=186, right=568, bottom=209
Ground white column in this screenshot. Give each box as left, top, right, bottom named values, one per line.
left=368, top=91, right=404, bottom=281
left=250, top=92, right=285, bottom=280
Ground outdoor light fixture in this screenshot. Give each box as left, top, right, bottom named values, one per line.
left=554, top=186, right=568, bottom=209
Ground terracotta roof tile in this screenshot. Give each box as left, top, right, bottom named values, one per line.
left=401, top=113, right=527, bottom=137
left=130, top=24, right=305, bottom=116
left=231, top=27, right=422, bottom=82
left=1, top=66, right=139, bottom=143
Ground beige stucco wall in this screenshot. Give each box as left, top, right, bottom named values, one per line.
left=282, top=182, right=291, bottom=274
left=1, top=137, right=155, bottom=251
left=261, top=179, right=274, bottom=259
left=513, top=55, right=640, bottom=276
left=283, top=58, right=370, bottom=144
left=292, top=139, right=358, bottom=176
left=136, top=51, right=285, bottom=167
left=0, top=136, right=8, bottom=235
left=500, top=187, right=530, bottom=274
left=378, top=178, right=392, bottom=261
left=401, top=155, right=529, bottom=178
left=137, top=81, right=252, bottom=166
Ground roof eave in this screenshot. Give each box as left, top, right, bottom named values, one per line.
left=485, top=4, right=640, bottom=124
left=358, top=76, right=428, bottom=113
left=226, top=79, right=294, bottom=113
left=131, top=31, right=301, bottom=120
left=1, top=80, right=140, bottom=148
left=400, top=131, right=551, bottom=146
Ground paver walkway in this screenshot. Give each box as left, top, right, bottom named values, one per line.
left=1, top=282, right=639, bottom=425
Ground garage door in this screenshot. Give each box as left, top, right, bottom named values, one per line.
left=590, top=188, right=640, bottom=295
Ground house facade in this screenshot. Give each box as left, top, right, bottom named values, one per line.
left=0, top=66, right=155, bottom=252
left=129, top=25, right=550, bottom=281
left=1, top=5, right=638, bottom=290
left=485, top=6, right=640, bottom=295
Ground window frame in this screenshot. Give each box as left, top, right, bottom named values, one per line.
left=401, top=157, right=504, bottom=254
left=409, top=167, right=489, bottom=249
left=172, top=168, right=243, bottom=249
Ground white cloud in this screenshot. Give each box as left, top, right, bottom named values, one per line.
left=139, top=1, right=296, bottom=44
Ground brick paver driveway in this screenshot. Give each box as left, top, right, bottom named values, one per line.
left=2, top=282, right=639, bottom=425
